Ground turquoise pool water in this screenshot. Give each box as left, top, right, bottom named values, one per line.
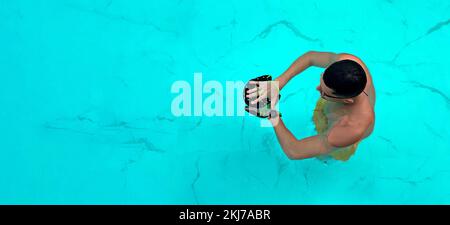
left=1, top=0, right=449, bottom=204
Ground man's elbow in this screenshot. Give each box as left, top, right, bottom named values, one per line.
left=287, top=153, right=309, bottom=160
left=303, top=51, right=317, bottom=66
left=283, top=147, right=309, bottom=160
left=286, top=154, right=306, bottom=160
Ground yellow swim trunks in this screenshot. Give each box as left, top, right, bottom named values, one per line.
left=312, top=98, right=358, bottom=161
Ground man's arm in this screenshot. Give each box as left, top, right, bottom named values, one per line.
left=248, top=51, right=343, bottom=105
left=269, top=117, right=332, bottom=159
left=275, top=51, right=340, bottom=90
left=269, top=117, right=365, bottom=160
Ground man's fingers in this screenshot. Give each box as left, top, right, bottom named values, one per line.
left=247, top=92, right=259, bottom=98
left=251, top=94, right=267, bottom=105
left=245, top=105, right=258, bottom=114
left=247, top=88, right=267, bottom=98
left=246, top=87, right=258, bottom=94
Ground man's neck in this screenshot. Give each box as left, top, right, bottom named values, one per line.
left=352, top=92, right=368, bottom=105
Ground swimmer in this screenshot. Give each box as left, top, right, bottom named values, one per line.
left=246, top=51, right=375, bottom=161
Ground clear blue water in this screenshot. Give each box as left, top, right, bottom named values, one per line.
left=1, top=0, right=449, bottom=204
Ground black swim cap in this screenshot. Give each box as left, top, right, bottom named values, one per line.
left=323, top=60, right=367, bottom=98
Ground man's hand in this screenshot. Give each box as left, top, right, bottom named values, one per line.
left=245, top=80, right=280, bottom=106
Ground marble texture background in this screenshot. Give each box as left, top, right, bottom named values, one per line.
left=0, top=0, right=449, bottom=204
